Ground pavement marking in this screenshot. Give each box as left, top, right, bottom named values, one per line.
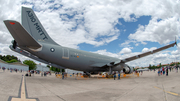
left=11, top=76, right=36, bottom=101
left=154, top=86, right=180, bottom=96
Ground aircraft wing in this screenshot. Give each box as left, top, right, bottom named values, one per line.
left=117, top=42, right=177, bottom=64
left=90, top=41, right=176, bottom=68
left=4, top=20, right=41, bottom=49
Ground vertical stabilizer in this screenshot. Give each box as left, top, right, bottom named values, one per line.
left=22, top=7, right=58, bottom=45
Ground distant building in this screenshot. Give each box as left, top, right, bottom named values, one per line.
left=65, top=69, right=83, bottom=74
left=36, top=64, right=50, bottom=71
left=0, top=59, right=29, bottom=71
left=157, top=62, right=179, bottom=67
left=0, top=59, right=8, bottom=68
left=134, top=66, right=140, bottom=69
left=36, top=64, right=81, bottom=73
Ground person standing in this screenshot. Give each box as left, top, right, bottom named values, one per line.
left=113, top=72, right=116, bottom=80
left=176, top=66, right=178, bottom=73
left=62, top=72, right=64, bottom=79
left=118, top=72, right=120, bottom=80
left=166, top=67, right=168, bottom=76
left=141, top=70, right=143, bottom=75
left=162, top=67, right=165, bottom=75
left=158, top=69, right=160, bottom=76
left=169, top=66, right=171, bottom=72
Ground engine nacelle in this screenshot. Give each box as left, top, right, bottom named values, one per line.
left=123, top=66, right=133, bottom=74
left=112, top=63, right=133, bottom=74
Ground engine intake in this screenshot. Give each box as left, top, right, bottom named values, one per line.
left=123, top=66, right=133, bottom=74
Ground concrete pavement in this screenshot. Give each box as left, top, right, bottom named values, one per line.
left=0, top=69, right=180, bottom=101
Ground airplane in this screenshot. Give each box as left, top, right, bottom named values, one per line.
left=3, top=7, right=177, bottom=74
left=136, top=68, right=149, bottom=71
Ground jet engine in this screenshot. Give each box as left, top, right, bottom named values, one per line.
left=112, top=63, right=133, bottom=74
left=123, top=66, right=133, bottom=74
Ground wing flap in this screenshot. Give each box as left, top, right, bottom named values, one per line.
left=4, top=20, right=41, bottom=49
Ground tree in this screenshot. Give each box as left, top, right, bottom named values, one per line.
left=7, top=59, right=18, bottom=63
left=50, top=66, right=64, bottom=72
left=47, top=65, right=51, bottom=68
left=149, top=65, right=157, bottom=69
left=0, top=55, right=20, bottom=63
left=158, top=63, right=162, bottom=68
left=170, top=63, right=175, bottom=66
left=149, top=64, right=151, bottom=69
left=23, top=60, right=37, bottom=70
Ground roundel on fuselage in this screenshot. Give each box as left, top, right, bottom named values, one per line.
left=50, top=48, right=55, bottom=52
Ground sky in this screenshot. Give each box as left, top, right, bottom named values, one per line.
left=0, top=0, right=180, bottom=68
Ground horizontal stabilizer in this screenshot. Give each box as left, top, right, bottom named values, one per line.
left=4, top=20, right=41, bottom=49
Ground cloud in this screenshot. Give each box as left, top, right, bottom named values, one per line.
left=171, top=50, right=179, bottom=55
left=142, top=47, right=157, bottom=52
left=2, top=0, right=180, bottom=48
left=119, top=47, right=132, bottom=54
left=93, top=49, right=119, bottom=58
left=0, top=31, right=12, bottom=44
left=142, top=48, right=149, bottom=52
left=120, top=0, right=180, bottom=46
left=0, top=0, right=22, bottom=44
left=27, top=0, right=121, bottom=49
left=128, top=16, right=180, bottom=45
left=21, top=0, right=180, bottom=48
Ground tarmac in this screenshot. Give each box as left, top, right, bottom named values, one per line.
left=0, top=69, right=180, bottom=101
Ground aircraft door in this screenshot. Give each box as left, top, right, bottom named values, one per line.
left=62, top=48, right=69, bottom=59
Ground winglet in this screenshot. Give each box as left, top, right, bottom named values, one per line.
left=175, top=37, right=177, bottom=46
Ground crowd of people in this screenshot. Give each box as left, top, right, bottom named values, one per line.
left=1, top=65, right=180, bottom=79
left=157, top=65, right=179, bottom=76
left=0, top=67, right=52, bottom=77
left=0, top=67, right=23, bottom=73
